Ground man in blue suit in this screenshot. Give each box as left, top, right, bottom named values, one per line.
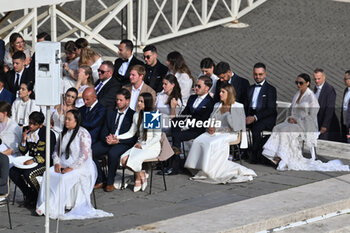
left=0, top=77, right=14, bottom=104
left=162, top=76, right=215, bottom=175
left=246, top=63, right=277, bottom=164
left=92, top=88, right=137, bottom=191
left=214, top=61, right=250, bottom=111
left=79, top=87, right=106, bottom=145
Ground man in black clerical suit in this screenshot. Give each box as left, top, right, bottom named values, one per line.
left=5, top=51, right=34, bottom=96
left=162, top=76, right=215, bottom=175
left=143, top=45, right=168, bottom=93
left=313, top=68, right=340, bottom=141
left=214, top=61, right=249, bottom=111
left=112, top=39, right=144, bottom=86
left=79, top=87, right=106, bottom=146
left=95, top=61, right=121, bottom=110
left=92, top=88, right=136, bottom=191
left=246, top=63, right=277, bottom=163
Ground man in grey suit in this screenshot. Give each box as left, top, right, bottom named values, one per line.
left=313, top=68, right=340, bottom=141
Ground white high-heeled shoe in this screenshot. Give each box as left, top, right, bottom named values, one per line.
left=141, top=173, right=148, bottom=192
left=133, top=181, right=142, bottom=192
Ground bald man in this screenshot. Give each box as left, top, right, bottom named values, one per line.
left=79, top=87, right=106, bottom=145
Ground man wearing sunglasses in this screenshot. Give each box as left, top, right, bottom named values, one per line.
left=246, top=62, right=277, bottom=164
left=313, top=68, right=340, bottom=141
left=95, top=61, right=121, bottom=110
left=112, top=39, right=144, bottom=86
left=143, top=45, right=168, bottom=93
left=161, top=76, right=215, bottom=175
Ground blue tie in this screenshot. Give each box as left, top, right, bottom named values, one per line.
left=95, top=82, right=103, bottom=93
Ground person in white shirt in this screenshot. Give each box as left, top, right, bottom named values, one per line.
left=199, top=57, right=218, bottom=96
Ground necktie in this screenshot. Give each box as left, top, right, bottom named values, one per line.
left=15, top=73, right=20, bottom=90
left=86, top=107, right=90, bottom=114
left=114, top=112, right=124, bottom=134
left=95, top=82, right=103, bottom=94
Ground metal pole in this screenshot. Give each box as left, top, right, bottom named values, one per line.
left=45, top=106, right=51, bottom=233
left=80, top=0, right=86, bottom=37
left=127, top=0, right=133, bottom=40
left=50, top=5, right=57, bottom=42
left=172, top=0, right=178, bottom=32
left=32, top=8, right=38, bottom=50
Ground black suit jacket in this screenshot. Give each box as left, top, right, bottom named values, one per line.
left=247, top=81, right=277, bottom=131
left=0, top=153, right=9, bottom=195
left=315, top=81, right=340, bottom=141
left=0, top=87, right=14, bottom=104
left=79, top=102, right=106, bottom=145
left=340, top=88, right=350, bottom=141
left=181, top=94, right=215, bottom=132
left=5, top=68, right=35, bottom=95
left=144, top=60, right=168, bottom=93
left=99, top=108, right=137, bottom=146
left=95, top=77, right=121, bottom=110
left=112, top=55, right=144, bottom=86
left=214, top=73, right=250, bottom=109
left=0, top=39, right=4, bottom=62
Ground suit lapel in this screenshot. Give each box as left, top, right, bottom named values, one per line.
left=256, top=82, right=267, bottom=110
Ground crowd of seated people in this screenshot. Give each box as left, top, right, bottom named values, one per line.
left=0, top=32, right=350, bottom=221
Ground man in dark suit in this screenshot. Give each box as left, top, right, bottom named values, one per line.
left=341, top=70, right=350, bottom=142
left=79, top=87, right=106, bottom=145
left=0, top=77, right=14, bottom=104
left=313, top=68, right=340, bottom=141
left=214, top=61, right=250, bottom=110
left=162, top=76, right=215, bottom=175
left=143, top=45, right=168, bottom=93
left=112, top=39, right=144, bottom=86
left=0, top=39, right=5, bottom=63
left=92, top=88, right=137, bottom=191
left=95, top=61, right=121, bottom=110
left=246, top=62, right=277, bottom=164
left=5, top=51, right=35, bottom=97
left=0, top=153, right=9, bottom=195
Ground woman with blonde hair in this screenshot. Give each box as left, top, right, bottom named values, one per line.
left=185, top=83, right=256, bottom=184
left=75, top=65, right=94, bottom=107
left=79, top=47, right=103, bottom=82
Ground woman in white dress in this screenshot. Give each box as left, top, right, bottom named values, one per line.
left=79, top=47, right=103, bottom=82
left=36, top=109, right=113, bottom=219
left=62, top=41, right=80, bottom=93
left=0, top=101, right=22, bottom=167
left=155, top=74, right=183, bottom=133
left=166, top=51, right=195, bottom=105
left=11, top=82, right=40, bottom=127
left=262, top=73, right=349, bottom=171
left=185, top=84, right=257, bottom=184
left=74, top=65, right=94, bottom=108
left=3, top=33, right=31, bottom=71
left=51, top=87, right=78, bottom=137
left=120, top=93, right=162, bottom=192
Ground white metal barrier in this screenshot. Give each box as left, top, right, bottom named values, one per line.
left=0, top=0, right=268, bottom=53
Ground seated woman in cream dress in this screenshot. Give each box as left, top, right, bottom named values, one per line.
left=185, top=84, right=257, bottom=184
left=155, top=74, right=183, bottom=133
left=11, top=82, right=40, bottom=127
left=120, top=93, right=162, bottom=192
left=262, top=73, right=349, bottom=171
left=36, top=109, right=113, bottom=219
left=0, top=101, right=22, bottom=167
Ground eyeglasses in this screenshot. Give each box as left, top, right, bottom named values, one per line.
left=295, top=81, right=305, bottom=86
left=195, top=84, right=201, bottom=89
left=143, top=55, right=151, bottom=60
left=98, top=69, right=109, bottom=74
left=254, top=73, right=264, bottom=76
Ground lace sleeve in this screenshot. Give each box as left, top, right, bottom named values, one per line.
left=70, top=128, right=91, bottom=169
left=52, top=136, right=60, bottom=165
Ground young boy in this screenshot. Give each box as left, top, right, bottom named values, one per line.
left=9, top=111, right=56, bottom=207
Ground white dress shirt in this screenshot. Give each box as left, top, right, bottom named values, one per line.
left=315, top=82, right=325, bottom=99
left=118, top=55, right=133, bottom=76
left=130, top=82, right=144, bottom=110
left=193, top=93, right=208, bottom=109
left=95, top=76, right=112, bottom=95
left=114, top=107, right=128, bottom=136
left=251, top=80, right=265, bottom=109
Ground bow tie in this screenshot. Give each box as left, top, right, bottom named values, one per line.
left=121, top=59, right=128, bottom=63
left=255, top=84, right=262, bottom=87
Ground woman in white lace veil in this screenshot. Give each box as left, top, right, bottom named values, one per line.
left=262, top=73, right=349, bottom=171
left=36, top=109, right=113, bottom=219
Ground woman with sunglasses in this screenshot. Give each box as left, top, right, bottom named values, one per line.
left=262, top=73, right=349, bottom=171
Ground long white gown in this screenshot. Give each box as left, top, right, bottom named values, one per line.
left=119, top=112, right=162, bottom=172
left=262, top=88, right=350, bottom=171
left=36, top=127, right=113, bottom=220
left=185, top=102, right=257, bottom=184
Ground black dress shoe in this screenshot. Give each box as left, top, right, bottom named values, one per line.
left=163, top=168, right=178, bottom=176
